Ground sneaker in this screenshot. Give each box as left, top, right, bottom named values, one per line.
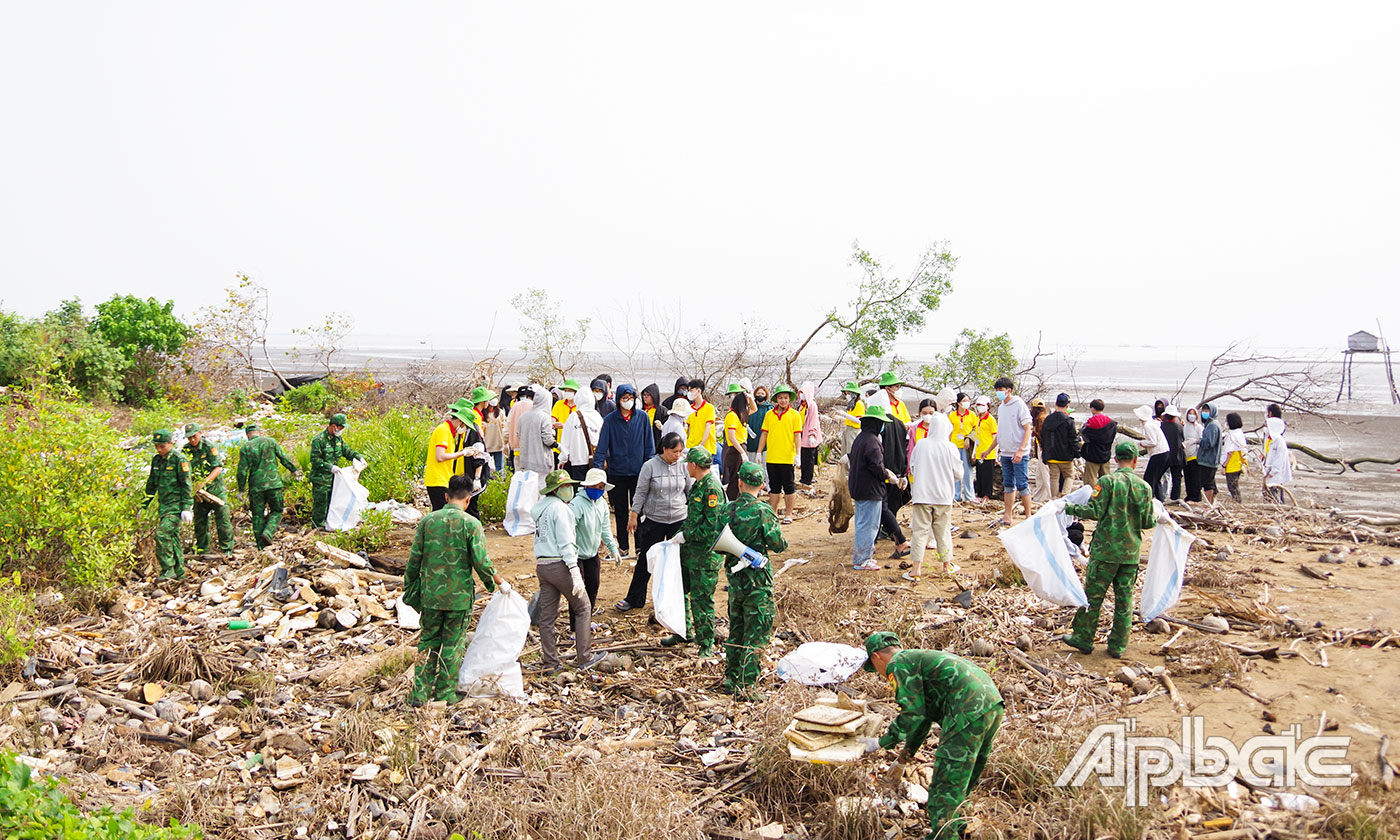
left=854, top=560, right=880, bottom=571
left=660, top=634, right=687, bottom=647
left=577, top=653, right=607, bottom=671
left=1060, top=634, right=1093, bottom=655
left=614, top=600, right=636, bottom=612
left=901, top=572, right=921, bottom=583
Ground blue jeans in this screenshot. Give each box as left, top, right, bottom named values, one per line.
left=956, top=448, right=975, bottom=501
left=491, top=452, right=504, bottom=472
left=1000, top=455, right=1030, bottom=495
left=853, top=500, right=882, bottom=567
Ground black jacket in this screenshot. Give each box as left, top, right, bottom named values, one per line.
left=641, top=383, right=669, bottom=450
left=661, top=377, right=689, bottom=411
left=1040, top=411, right=1080, bottom=462
left=847, top=430, right=887, bottom=501
left=1162, top=419, right=1186, bottom=466
left=1080, top=416, right=1118, bottom=464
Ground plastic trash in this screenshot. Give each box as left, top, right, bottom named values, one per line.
left=394, top=597, right=421, bottom=630
left=503, top=470, right=542, bottom=536
left=457, top=587, right=531, bottom=702
left=1139, top=516, right=1196, bottom=622
left=775, top=642, right=869, bottom=685
left=326, top=462, right=371, bottom=531
left=998, top=506, right=1089, bottom=607
left=648, top=539, right=686, bottom=638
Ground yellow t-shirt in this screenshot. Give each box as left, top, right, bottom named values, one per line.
left=1225, top=451, right=1244, bottom=473
left=843, top=399, right=866, bottom=429
left=724, top=410, right=748, bottom=447
left=912, top=423, right=929, bottom=445
left=950, top=409, right=977, bottom=447
left=686, top=400, right=717, bottom=453
left=972, top=414, right=998, bottom=460
left=645, top=407, right=656, bottom=425
left=551, top=401, right=575, bottom=443
left=424, top=421, right=456, bottom=488
left=888, top=398, right=912, bottom=424
left=761, top=406, right=803, bottom=465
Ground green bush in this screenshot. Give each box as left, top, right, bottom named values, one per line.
left=0, top=752, right=201, bottom=839
left=279, top=382, right=333, bottom=414
left=0, top=392, right=143, bottom=586
left=476, top=470, right=510, bottom=524
left=324, top=509, right=394, bottom=554
left=127, top=397, right=195, bottom=438
left=347, top=408, right=433, bottom=503
left=0, top=573, right=33, bottom=669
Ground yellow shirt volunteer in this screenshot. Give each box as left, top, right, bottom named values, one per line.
left=843, top=399, right=866, bottom=429
left=761, top=406, right=803, bottom=465
left=551, top=400, right=576, bottom=443
left=1224, top=451, right=1244, bottom=473
left=424, top=421, right=456, bottom=488
left=686, top=400, right=717, bottom=453
left=972, top=414, right=998, bottom=460
left=888, top=397, right=912, bottom=424
left=950, top=409, right=977, bottom=448
left=723, top=410, right=747, bottom=447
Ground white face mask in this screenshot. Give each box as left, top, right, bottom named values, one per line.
left=959, top=400, right=969, bottom=410
left=920, top=413, right=934, bottom=425
left=688, top=390, right=701, bottom=402
left=620, top=398, right=635, bottom=410
left=561, top=390, right=576, bottom=401
left=331, top=428, right=342, bottom=437
left=593, top=391, right=604, bottom=401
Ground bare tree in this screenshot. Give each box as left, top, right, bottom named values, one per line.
left=188, top=274, right=291, bottom=391
left=1198, top=342, right=1331, bottom=416
left=513, top=288, right=589, bottom=385
left=291, top=312, right=353, bottom=376
left=642, top=305, right=787, bottom=391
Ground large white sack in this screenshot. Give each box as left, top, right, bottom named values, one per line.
left=457, top=587, right=531, bottom=702
left=998, top=506, right=1090, bottom=608
left=648, top=539, right=687, bottom=638
left=1140, top=519, right=1195, bottom=622
left=503, top=470, right=542, bottom=536
left=326, top=463, right=371, bottom=531
left=775, top=642, right=868, bottom=685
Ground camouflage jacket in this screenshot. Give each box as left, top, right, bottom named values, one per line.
left=404, top=506, right=498, bottom=611
left=880, top=650, right=1003, bottom=752
left=726, top=493, right=787, bottom=558
left=183, top=438, right=227, bottom=493
left=145, top=450, right=193, bottom=513
left=236, top=435, right=298, bottom=493
left=681, top=471, right=727, bottom=568
left=1065, top=467, right=1156, bottom=565
left=309, top=430, right=360, bottom=484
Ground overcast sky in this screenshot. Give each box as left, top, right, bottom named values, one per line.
left=3, top=3, right=1397, bottom=359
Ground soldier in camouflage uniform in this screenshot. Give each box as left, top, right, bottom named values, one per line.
left=861, top=631, right=1004, bottom=840
left=145, top=429, right=193, bottom=579
left=182, top=423, right=234, bottom=554
left=722, top=460, right=786, bottom=699
left=309, top=412, right=362, bottom=528
left=661, top=447, right=728, bottom=656
left=1061, top=440, right=1158, bottom=658
left=403, top=474, right=504, bottom=706
left=235, top=423, right=299, bottom=548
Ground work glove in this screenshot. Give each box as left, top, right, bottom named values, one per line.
left=352, top=458, right=366, bottom=471
left=180, top=510, right=193, bottom=525
left=498, top=581, right=513, bottom=595
left=857, top=736, right=882, bottom=755
left=885, top=469, right=900, bottom=485
left=1153, top=499, right=1173, bottom=526
left=471, top=479, right=483, bottom=493
left=671, top=531, right=687, bottom=546
left=654, top=420, right=664, bottom=431
left=1063, top=484, right=1093, bottom=506
left=738, top=449, right=748, bottom=463
left=569, top=566, right=587, bottom=599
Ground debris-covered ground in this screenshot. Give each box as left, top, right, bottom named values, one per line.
left=5, top=463, right=1400, bottom=839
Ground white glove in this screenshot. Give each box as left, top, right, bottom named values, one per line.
left=654, top=420, right=663, bottom=431
left=738, top=449, right=749, bottom=463
left=885, top=469, right=900, bottom=484
left=569, top=566, right=587, bottom=599
left=671, top=531, right=687, bottom=546
left=352, top=458, right=366, bottom=471
left=498, top=581, right=513, bottom=594
left=180, top=510, right=193, bottom=525
left=1064, top=484, right=1093, bottom=506
left=1152, top=498, right=1172, bottom=526
left=471, top=479, right=482, bottom=493
left=858, top=736, right=882, bottom=755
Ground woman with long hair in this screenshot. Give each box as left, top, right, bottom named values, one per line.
left=722, top=390, right=752, bottom=500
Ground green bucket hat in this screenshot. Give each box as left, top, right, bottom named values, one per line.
left=840, top=381, right=860, bottom=394
left=863, top=631, right=902, bottom=671
left=470, top=386, right=497, bottom=404
left=540, top=468, right=579, bottom=496
left=1115, top=440, right=1140, bottom=461
left=183, top=422, right=201, bottom=437
left=737, top=461, right=765, bottom=487
left=152, top=429, right=173, bottom=444
left=685, top=446, right=713, bottom=467
left=772, top=384, right=796, bottom=398
left=329, top=413, right=348, bottom=427
left=559, top=378, right=581, bottom=392
left=877, top=371, right=903, bottom=388
left=860, top=405, right=895, bottom=423
left=725, top=383, right=744, bottom=395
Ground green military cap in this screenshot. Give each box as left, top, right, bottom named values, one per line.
left=470, top=385, right=497, bottom=404
left=329, top=413, right=348, bottom=427
left=860, top=405, right=895, bottom=423
left=863, top=631, right=902, bottom=671
left=1115, top=440, right=1140, bottom=461
left=771, top=384, right=796, bottom=398
left=840, top=381, right=860, bottom=394
left=737, top=461, right=765, bottom=487
left=540, top=468, right=578, bottom=496
left=183, top=422, right=201, bottom=437
left=685, top=446, right=712, bottom=467
left=559, top=378, right=581, bottom=392
left=152, top=429, right=173, bottom=444
left=725, top=383, right=744, bottom=395
left=243, top=422, right=258, bottom=433
left=877, top=371, right=903, bottom=388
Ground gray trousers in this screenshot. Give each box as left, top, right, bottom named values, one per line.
left=536, top=561, right=593, bottom=668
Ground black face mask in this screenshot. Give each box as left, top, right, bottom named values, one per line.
left=756, top=394, right=769, bottom=402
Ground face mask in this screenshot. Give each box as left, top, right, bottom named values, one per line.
left=1200, top=410, right=1210, bottom=421
left=756, top=394, right=768, bottom=402
left=331, top=428, right=342, bottom=437
left=959, top=400, right=969, bottom=410
left=920, top=413, right=934, bottom=425
left=996, top=390, right=1010, bottom=403
left=562, top=390, right=576, bottom=401
left=593, top=391, right=604, bottom=401
left=584, top=487, right=605, bottom=501
left=556, top=486, right=575, bottom=503
left=688, top=390, right=701, bottom=402
left=620, top=398, right=634, bottom=410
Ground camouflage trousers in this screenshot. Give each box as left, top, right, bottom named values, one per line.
left=723, top=567, right=774, bottom=695
left=681, top=555, right=720, bottom=652
left=924, top=704, right=1003, bottom=839
left=193, top=492, right=234, bottom=553
left=1068, top=559, right=1140, bottom=656
left=154, top=509, right=186, bottom=579
left=248, top=488, right=285, bottom=548
left=310, top=480, right=333, bottom=529
left=412, top=608, right=469, bottom=703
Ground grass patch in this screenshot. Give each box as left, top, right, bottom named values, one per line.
left=0, top=752, right=201, bottom=839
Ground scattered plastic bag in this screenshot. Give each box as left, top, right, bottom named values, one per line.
left=394, top=597, right=421, bottom=630
left=649, top=539, right=686, bottom=637
left=775, top=642, right=868, bottom=685
left=326, top=463, right=371, bottom=531
left=458, top=587, right=531, bottom=702
left=503, top=470, right=542, bottom=536
left=366, top=499, right=422, bottom=524
left=998, top=506, right=1089, bottom=607
left=1140, top=517, right=1195, bottom=622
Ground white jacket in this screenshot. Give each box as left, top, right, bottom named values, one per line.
left=909, top=413, right=961, bottom=506
left=1133, top=406, right=1169, bottom=458
left=561, top=405, right=603, bottom=467
left=1262, top=417, right=1294, bottom=487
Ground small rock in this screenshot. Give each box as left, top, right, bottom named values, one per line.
left=969, top=639, right=997, bottom=657
left=1145, top=618, right=1171, bottom=634
left=1199, top=615, right=1231, bottom=633
left=960, top=530, right=977, bottom=540
left=317, top=608, right=338, bottom=629
left=1330, top=545, right=1344, bottom=554
left=1216, top=548, right=1231, bottom=562
left=1264, top=526, right=1284, bottom=538
left=1381, top=557, right=1394, bottom=566
left=1014, top=634, right=1032, bottom=652
left=1357, top=558, right=1370, bottom=568
left=267, top=730, right=314, bottom=754
left=1131, top=678, right=1154, bottom=696
left=969, top=550, right=987, bottom=562
left=189, top=679, right=213, bottom=702
left=1005, top=682, right=1028, bottom=696
left=148, top=720, right=172, bottom=738
left=37, top=707, right=62, bottom=725
left=1262, top=710, right=1277, bottom=722
left=1114, top=667, right=1138, bottom=686
left=83, top=703, right=106, bottom=723
left=153, top=699, right=183, bottom=722
left=952, top=590, right=973, bottom=609
left=225, top=689, right=246, bottom=704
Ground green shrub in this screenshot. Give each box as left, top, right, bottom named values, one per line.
left=477, top=470, right=510, bottom=524
left=347, top=408, right=433, bottom=503
left=324, top=509, right=394, bottom=554
left=0, top=752, right=201, bottom=839
left=279, top=382, right=333, bottom=414
left=0, top=392, right=143, bottom=586
left=0, top=573, right=33, bottom=669
left=127, top=397, right=194, bottom=438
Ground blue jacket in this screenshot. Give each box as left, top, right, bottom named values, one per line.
left=1196, top=419, right=1223, bottom=469
left=593, top=384, right=655, bottom=476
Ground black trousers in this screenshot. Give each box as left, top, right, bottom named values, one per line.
left=607, top=473, right=638, bottom=553
left=1143, top=454, right=1169, bottom=502
left=624, top=517, right=682, bottom=608
left=1168, top=463, right=1184, bottom=501
left=1184, top=460, right=1203, bottom=502
left=566, top=464, right=591, bottom=483
left=879, top=498, right=906, bottom=544
left=974, top=460, right=997, bottom=499
left=799, top=446, right=819, bottom=485
left=427, top=486, right=448, bottom=511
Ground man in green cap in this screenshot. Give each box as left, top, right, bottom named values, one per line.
left=403, top=474, right=504, bottom=706
left=183, top=423, right=234, bottom=555
left=1059, top=440, right=1160, bottom=658
left=722, top=460, right=786, bottom=699
left=859, top=632, right=1003, bottom=840
left=145, top=429, right=193, bottom=579
left=309, top=412, right=363, bottom=529
left=757, top=384, right=802, bottom=524
left=236, top=423, right=299, bottom=548
left=878, top=371, right=912, bottom=423
left=552, top=379, right=581, bottom=444
left=661, top=447, right=728, bottom=656
left=836, top=381, right=866, bottom=453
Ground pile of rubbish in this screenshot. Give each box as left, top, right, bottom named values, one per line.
left=783, top=696, right=881, bottom=762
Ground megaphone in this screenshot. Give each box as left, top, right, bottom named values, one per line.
left=712, top=524, right=769, bottom=574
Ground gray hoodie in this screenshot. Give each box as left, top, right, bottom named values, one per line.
left=517, top=389, right=559, bottom=474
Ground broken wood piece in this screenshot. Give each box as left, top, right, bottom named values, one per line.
left=1225, top=680, right=1270, bottom=706
left=598, top=737, right=669, bottom=755
left=1299, top=564, right=1332, bottom=581
left=1160, top=615, right=1228, bottom=635
left=1381, top=736, right=1395, bottom=790
left=1159, top=671, right=1183, bottom=707
left=315, top=541, right=369, bottom=568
